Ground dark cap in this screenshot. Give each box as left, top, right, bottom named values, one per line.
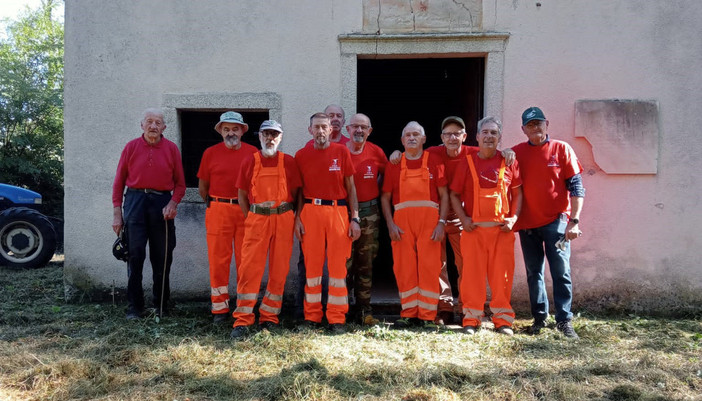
left=112, top=233, right=128, bottom=262
left=521, top=107, right=546, bottom=125
left=441, top=116, right=466, bottom=130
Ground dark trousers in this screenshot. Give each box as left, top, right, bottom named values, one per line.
left=123, top=190, right=176, bottom=313
left=518, top=214, right=573, bottom=323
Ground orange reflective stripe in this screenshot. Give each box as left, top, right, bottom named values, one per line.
left=211, top=286, right=229, bottom=296
left=417, top=300, right=438, bottom=311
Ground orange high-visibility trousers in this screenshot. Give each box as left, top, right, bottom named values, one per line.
left=392, top=207, right=442, bottom=321
left=205, top=201, right=245, bottom=315
left=300, top=204, right=351, bottom=324
left=233, top=211, right=294, bottom=326
left=460, top=226, right=516, bottom=328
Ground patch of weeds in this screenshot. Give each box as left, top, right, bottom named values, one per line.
left=184, top=373, right=247, bottom=398
left=401, top=389, right=435, bottom=401
left=608, top=383, right=642, bottom=400
left=589, top=363, right=623, bottom=376
left=362, top=324, right=404, bottom=340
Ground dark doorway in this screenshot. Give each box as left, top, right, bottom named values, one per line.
left=180, top=110, right=269, bottom=188
left=357, top=57, right=484, bottom=305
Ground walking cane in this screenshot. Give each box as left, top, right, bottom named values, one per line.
left=159, top=218, right=168, bottom=319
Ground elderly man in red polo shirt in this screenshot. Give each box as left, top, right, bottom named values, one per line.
left=112, top=108, right=186, bottom=320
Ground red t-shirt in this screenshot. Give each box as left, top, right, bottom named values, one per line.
left=382, top=152, right=447, bottom=205
left=112, top=135, right=186, bottom=207
left=512, top=138, right=582, bottom=230
left=450, top=153, right=522, bottom=218
left=236, top=151, right=302, bottom=203
left=427, top=144, right=478, bottom=181
left=349, top=142, right=388, bottom=202
left=427, top=144, right=478, bottom=219
left=295, top=142, right=355, bottom=200
left=197, top=142, right=258, bottom=198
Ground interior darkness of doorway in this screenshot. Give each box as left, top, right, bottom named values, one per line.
left=357, top=57, right=484, bottom=151
left=357, top=57, right=484, bottom=301
left=180, top=110, right=268, bottom=188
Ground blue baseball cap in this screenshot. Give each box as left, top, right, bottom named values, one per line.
left=259, top=120, right=283, bottom=133
left=521, top=107, right=546, bottom=125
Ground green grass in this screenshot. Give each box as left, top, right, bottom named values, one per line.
left=1, top=263, right=701, bottom=400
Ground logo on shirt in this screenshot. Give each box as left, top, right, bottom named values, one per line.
left=363, top=165, right=374, bottom=179
left=329, top=159, right=341, bottom=172
left=547, top=155, right=560, bottom=167
left=480, top=168, right=499, bottom=184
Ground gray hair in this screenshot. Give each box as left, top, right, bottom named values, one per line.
left=477, top=116, right=502, bottom=134
left=402, top=121, right=425, bottom=137
left=142, top=108, right=165, bottom=122
left=324, top=104, right=345, bottom=119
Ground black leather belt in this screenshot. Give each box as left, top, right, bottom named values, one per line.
left=208, top=196, right=239, bottom=204
left=304, top=198, right=347, bottom=206
left=250, top=202, right=294, bottom=216
left=358, top=199, right=378, bottom=209
left=128, top=188, right=165, bottom=195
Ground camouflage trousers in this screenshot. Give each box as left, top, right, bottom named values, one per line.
left=346, top=203, right=380, bottom=314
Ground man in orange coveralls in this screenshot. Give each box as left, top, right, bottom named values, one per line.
left=230, top=120, right=301, bottom=339
left=449, top=116, right=523, bottom=335
left=197, top=111, right=257, bottom=323
left=381, top=121, right=449, bottom=330
left=294, top=112, right=361, bottom=334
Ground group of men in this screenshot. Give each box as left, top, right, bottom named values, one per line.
left=112, top=104, right=584, bottom=340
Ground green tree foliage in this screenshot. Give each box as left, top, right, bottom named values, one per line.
left=0, top=0, right=63, bottom=218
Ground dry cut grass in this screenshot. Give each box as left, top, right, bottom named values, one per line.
left=0, top=263, right=701, bottom=400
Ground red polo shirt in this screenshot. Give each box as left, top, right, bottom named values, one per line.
left=112, top=135, right=186, bottom=207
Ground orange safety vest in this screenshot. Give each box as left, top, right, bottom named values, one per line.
left=466, top=154, right=509, bottom=223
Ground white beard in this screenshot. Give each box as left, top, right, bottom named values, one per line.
left=261, top=146, right=277, bottom=157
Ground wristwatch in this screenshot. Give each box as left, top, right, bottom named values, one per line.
left=438, top=219, right=446, bottom=224
left=569, top=218, right=580, bottom=224
left=351, top=217, right=361, bottom=224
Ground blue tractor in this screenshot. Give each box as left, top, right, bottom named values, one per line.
left=0, top=183, right=58, bottom=268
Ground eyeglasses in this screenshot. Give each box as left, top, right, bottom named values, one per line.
left=260, top=130, right=281, bottom=138
left=347, top=124, right=370, bottom=131
left=441, top=131, right=465, bottom=138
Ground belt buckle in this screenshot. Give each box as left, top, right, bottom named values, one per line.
left=313, top=198, right=322, bottom=206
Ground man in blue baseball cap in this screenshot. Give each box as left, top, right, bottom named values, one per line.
left=512, top=106, right=585, bottom=339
